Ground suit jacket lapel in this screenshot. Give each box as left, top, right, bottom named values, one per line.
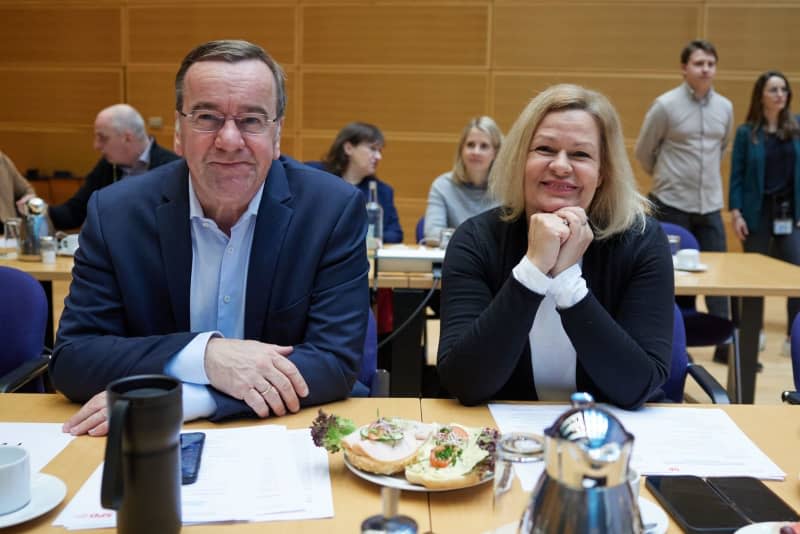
left=156, top=161, right=192, bottom=331
left=245, top=159, right=293, bottom=339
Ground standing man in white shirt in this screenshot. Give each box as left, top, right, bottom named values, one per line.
left=635, top=39, right=734, bottom=355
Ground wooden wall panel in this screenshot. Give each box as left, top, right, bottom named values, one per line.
left=303, top=6, right=487, bottom=66
left=128, top=6, right=295, bottom=65
left=493, top=73, right=680, bottom=139
left=0, top=129, right=97, bottom=177
left=303, top=71, right=488, bottom=134
left=127, top=67, right=297, bottom=133
left=708, top=6, right=800, bottom=73
left=493, top=4, right=699, bottom=71
left=0, top=69, right=122, bottom=125
left=713, top=78, right=759, bottom=125
left=0, top=7, right=121, bottom=64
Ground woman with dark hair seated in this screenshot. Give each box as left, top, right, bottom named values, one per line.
left=437, top=84, right=673, bottom=409
left=312, top=122, right=403, bottom=243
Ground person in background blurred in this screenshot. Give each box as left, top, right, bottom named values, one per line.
left=437, top=84, right=672, bottom=409
left=0, top=151, right=36, bottom=223
left=48, top=104, right=180, bottom=230
left=423, top=116, right=502, bottom=245
left=311, top=122, right=403, bottom=243
left=729, top=70, right=800, bottom=355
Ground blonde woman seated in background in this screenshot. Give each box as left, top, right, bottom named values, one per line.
left=437, top=85, right=673, bottom=409
left=423, top=116, right=502, bottom=244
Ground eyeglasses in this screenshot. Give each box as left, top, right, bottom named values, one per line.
left=177, top=109, right=278, bottom=135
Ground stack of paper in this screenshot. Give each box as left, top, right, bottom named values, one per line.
left=53, top=426, right=332, bottom=530
left=0, top=422, right=74, bottom=473
left=488, top=404, right=785, bottom=492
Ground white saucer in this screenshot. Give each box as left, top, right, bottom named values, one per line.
left=735, top=522, right=798, bottom=534
left=0, top=473, right=67, bottom=528
left=639, top=497, right=668, bottom=534
left=675, top=263, right=708, bottom=272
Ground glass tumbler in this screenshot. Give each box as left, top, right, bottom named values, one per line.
left=1, top=218, right=20, bottom=259
left=492, top=433, right=544, bottom=531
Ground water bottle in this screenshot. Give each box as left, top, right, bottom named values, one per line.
left=366, top=181, right=383, bottom=252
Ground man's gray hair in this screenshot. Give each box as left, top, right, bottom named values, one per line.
left=104, top=104, right=148, bottom=142
left=175, top=39, right=287, bottom=119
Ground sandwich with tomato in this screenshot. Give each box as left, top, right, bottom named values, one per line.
left=404, top=423, right=499, bottom=490
left=310, top=410, right=436, bottom=475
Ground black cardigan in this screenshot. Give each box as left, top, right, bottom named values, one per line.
left=437, top=208, right=674, bottom=409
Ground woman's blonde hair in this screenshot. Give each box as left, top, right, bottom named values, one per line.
left=489, top=84, right=649, bottom=240
left=451, top=116, right=503, bottom=186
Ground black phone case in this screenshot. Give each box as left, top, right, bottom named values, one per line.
left=706, top=476, right=800, bottom=523
left=645, top=475, right=748, bottom=534
left=180, top=432, right=205, bottom=485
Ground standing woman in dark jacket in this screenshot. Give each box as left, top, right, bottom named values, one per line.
left=437, top=84, right=673, bottom=410
left=729, top=70, right=800, bottom=350
left=316, top=122, right=403, bottom=243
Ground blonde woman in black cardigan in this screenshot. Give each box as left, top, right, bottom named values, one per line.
left=437, top=85, right=673, bottom=409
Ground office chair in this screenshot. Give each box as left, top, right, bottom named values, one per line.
left=660, top=222, right=737, bottom=360
left=415, top=216, right=425, bottom=244
left=663, top=303, right=730, bottom=403
left=781, top=312, right=800, bottom=404
left=0, top=266, right=51, bottom=393
left=351, top=309, right=390, bottom=397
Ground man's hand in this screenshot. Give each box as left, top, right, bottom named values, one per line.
left=204, top=338, right=308, bottom=419
left=63, top=390, right=108, bottom=436
left=526, top=212, right=570, bottom=274
left=15, top=194, right=34, bottom=215
left=732, top=213, right=749, bottom=241
left=550, top=207, right=594, bottom=276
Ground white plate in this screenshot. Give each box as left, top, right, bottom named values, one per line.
left=639, top=497, right=668, bottom=534
left=343, top=454, right=492, bottom=493
left=735, top=522, right=799, bottom=534
left=0, top=473, right=67, bottom=528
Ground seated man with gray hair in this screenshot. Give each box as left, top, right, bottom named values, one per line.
left=49, top=104, right=180, bottom=230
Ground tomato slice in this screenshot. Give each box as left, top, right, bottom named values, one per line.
left=430, top=446, right=451, bottom=468
left=450, top=426, right=469, bottom=441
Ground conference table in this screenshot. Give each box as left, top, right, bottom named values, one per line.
left=2, top=394, right=799, bottom=533
left=374, top=249, right=800, bottom=404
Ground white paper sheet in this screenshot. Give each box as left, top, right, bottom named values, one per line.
left=0, top=422, right=75, bottom=473
left=53, top=425, right=332, bottom=530
left=489, top=404, right=785, bottom=492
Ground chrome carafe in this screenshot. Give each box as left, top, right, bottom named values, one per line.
left=18, top=197, right=52, bottom=261
left=519, top=392, right=642, bottom=534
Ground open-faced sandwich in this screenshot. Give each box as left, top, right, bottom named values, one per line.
left=405, top=423, right=499, bottom=490
left=310, top=410, right=436, bottom=475
left=311, top=411, right=500, bottom=490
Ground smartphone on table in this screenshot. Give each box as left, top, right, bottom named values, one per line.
left=705, top=476, right=800, bottom=523
left=180, top=432, right=206, bottom=485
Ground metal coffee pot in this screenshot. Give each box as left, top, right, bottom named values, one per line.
left=519, top=392, right=642, bottom=534
left=18, top=197, right=52, bottom=261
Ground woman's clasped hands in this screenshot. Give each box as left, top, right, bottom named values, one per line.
left=526, top=206, right=593, bottom=276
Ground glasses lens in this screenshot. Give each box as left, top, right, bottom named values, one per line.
left=192, top=111, right=224, bottom=132
left=237, top=114, right=269, bottom=134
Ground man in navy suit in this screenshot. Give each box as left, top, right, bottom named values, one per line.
left=55, top=40, right=369, bottom=434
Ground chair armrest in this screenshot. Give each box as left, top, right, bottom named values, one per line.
left=0, top=353, right=51, bottom=393
left=370, top=369, right=390, bottom=398
left=687, top=363, right=730, bottom=404
left=781, top=391, right=800, bottom=404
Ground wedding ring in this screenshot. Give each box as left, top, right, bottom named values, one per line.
left=258, top=385, right=272, bottom=395
left=562, top=219, right=570, bottom=226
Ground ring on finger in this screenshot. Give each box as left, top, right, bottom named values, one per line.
left=258, top=385, right=272, bottom=395
left=562, top=219, right=570, bottom=226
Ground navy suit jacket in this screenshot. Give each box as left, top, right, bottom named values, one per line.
left=51, top=156, right=369, bottom=420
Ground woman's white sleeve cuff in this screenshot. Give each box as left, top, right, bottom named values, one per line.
left=512, top=256, right=552, bottom=295
left=550, top=264, right=588, bottom=308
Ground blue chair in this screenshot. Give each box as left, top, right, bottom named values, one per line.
left=781, top=313, right=800, bottom=404
left=664, top=303, right=729, bottom=403
left=660, top=222, right=737, bottom=353
left=351, top=309, right=389, bottom=397
left=415, top=216, right=425, bottom=244
left=0, top=266, right=50, bottom=392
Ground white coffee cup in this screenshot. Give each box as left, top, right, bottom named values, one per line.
left=0, top=445, right=31, bottom=514
left=675, top=248, right=700, bottom=270
left=58, top=234, right=79, bottom=255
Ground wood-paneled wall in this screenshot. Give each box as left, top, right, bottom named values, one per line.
left=2, top=0, right=798, bottom=246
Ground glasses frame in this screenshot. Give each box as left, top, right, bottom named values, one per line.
left=177, top=109, right=279, bottom=135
